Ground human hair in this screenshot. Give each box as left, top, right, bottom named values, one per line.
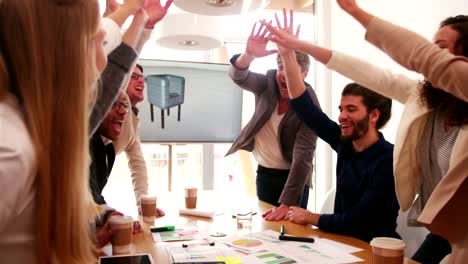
left=277, top=50, right=310, bottom=72
left=440, top=15, right=468, bottom=57
left=135, top=63, right=144, bottom=73
left=419, top=16, right=468, bottom=126
left=342, top=83, right=392, bottom=129
left=0, top=0, right=99, bottom=263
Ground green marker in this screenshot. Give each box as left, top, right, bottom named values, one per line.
left=280, top=225, right=285, bottom=236
left=150, top=225, right=175, bottom=232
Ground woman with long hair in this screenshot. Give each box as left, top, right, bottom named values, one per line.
left=0, top=0, right=106, bottom=263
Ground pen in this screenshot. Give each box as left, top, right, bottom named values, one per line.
left=279, top=235, right=315, bottom=243
left=182, top=242, right=215, bottom=248
left=150, top=225, right=175, bottom=232
left=280, top=225, right=285, bottom=236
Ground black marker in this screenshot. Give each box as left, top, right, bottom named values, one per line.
left=279, top=235, right=315, bottom=243
left=182, top=242, right=215, bottom=248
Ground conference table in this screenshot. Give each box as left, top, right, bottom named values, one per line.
left=101, top=192, right=417, bottom=263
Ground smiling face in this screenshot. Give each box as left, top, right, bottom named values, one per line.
left=97, top=92, right=128, bottom=140
left=126, top=66, right=145, bottom=106
left=338, top=95, right=372, bottom=141
left=434, top=25, right=462, bottom=55
left=276, top=62, right=308, bottom=99
left=276, top=63, right=289, bottom=99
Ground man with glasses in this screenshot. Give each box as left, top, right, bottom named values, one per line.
left=89, top=91, right=129, bottom=205
left=113, top=64, right=165, bottom=216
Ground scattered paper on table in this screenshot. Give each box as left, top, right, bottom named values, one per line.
left=166, top=243, right=240, bottom=263
left=219, top=229, right=363, bottom=263
left=153, top=228, right=198, bottom=242
left=318, top=238, right=363, bottom=254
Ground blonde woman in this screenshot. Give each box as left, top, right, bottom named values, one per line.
left=0, top=0, right=106, bottom=263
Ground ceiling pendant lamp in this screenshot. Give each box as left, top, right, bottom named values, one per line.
left=173, top=0, right=271, bottom=16
left=154, top=14, right=224, bottom=50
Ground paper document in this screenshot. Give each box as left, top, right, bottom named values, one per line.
left=167, top=243, right=240, bottom=263
left=153, top=228, right=199, bottom=242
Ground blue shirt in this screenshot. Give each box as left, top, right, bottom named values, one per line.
left=290, top=90, right=399, bottom=242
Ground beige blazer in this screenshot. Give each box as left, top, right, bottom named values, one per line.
left=113, top=94, right=149, bottom=205
left=364, top=17, right=468, bottom=261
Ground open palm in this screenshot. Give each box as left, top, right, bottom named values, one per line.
left=261, top=9, right=301, bottom=53
left=245, top=21, right=277, bottom=58
left=144, top=0, right=173, bottom=28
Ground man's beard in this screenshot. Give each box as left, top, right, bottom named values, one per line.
left=340, top=114, right=370, bottom=142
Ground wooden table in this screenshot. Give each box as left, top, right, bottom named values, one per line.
left=103, top=192, right=372, bottom=263
left=101, top=192, right=418, bottom=263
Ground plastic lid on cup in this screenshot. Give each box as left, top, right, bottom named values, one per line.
left=108, top=215, right=133, bottom=225
left=140, top=195, right=157, bottom=202
left=370, top=237, right=406, bottom=251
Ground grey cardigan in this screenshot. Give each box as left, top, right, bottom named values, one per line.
left=225, top=54, right=320, bottom=206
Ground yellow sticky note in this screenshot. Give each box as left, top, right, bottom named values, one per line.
left=216, top=256, right=242, bottom=264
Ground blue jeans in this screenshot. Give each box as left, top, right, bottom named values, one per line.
left=412, top=233, right=451, bottom=264
left=256, top=165, right=309, bottom=209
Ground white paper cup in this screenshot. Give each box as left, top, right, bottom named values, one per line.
left=108, top=216, right=133, bottom=254
left=184, top=187, right=198, bottom=209
left=140, top=195, right=157, bottom=223
left=370, top=237, right=405, bottom=264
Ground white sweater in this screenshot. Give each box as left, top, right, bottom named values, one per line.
left=0, top=94, right=37, bottom=263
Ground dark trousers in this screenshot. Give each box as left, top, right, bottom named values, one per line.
left=412, top=233, right=451, bottom=264
left=256, top=165, right=309, bottom=209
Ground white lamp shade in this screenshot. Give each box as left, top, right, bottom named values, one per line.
left=174, top=0, right=270, bottom=16
left=154, top=14, right=224, bottom=50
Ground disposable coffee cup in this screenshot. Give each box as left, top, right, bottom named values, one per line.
left=184, top=187, right=198, bottom=209
left=370, top=237, right=405, bottom=264
left=108, top=215, right=133, bottom=255
left=140, top=195, right=157, bottom=223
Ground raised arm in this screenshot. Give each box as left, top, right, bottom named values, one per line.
left=336, top=0, right=373, bottom=28
left=262, top=10, right=332, bottom=66
left=228, top=21, right=278, bottom=94
left=337, top=0, right=468, bottom=102
left=264, top=9, right=342, bottom=148
left=234, top=21, right=278, bottom=69
left=106, top=0, right=146, bottom=28
left=121, top=8, right=148, bottom=49
left=89, top=11, right=147, bottom=134
left=365, top=18, right=468, bottom=102
left=135, top=0, right=174, bottom=52
left=143, top=0, right=173, bottom=30
left=262, top=9, right=417, bottom=104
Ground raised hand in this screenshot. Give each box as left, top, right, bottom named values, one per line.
left=336, top=0, right=360, bottom=15
left=143, top=0, right=174, bottom=29
left=336, top=0, right=373, bottom=27
left=124, top=0, right=147, bottom=10
left=260, top=8, right=302, bottom=53
left=107, top=0, right=147, bottom=27
left=245, top=21, right=278, bottom=58
left=103, top=0, right=121, bottom=17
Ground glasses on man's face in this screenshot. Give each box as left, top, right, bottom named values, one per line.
left=112, top=100, right=129, bottom=113
left=131, top=73, right=145, bottom=81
